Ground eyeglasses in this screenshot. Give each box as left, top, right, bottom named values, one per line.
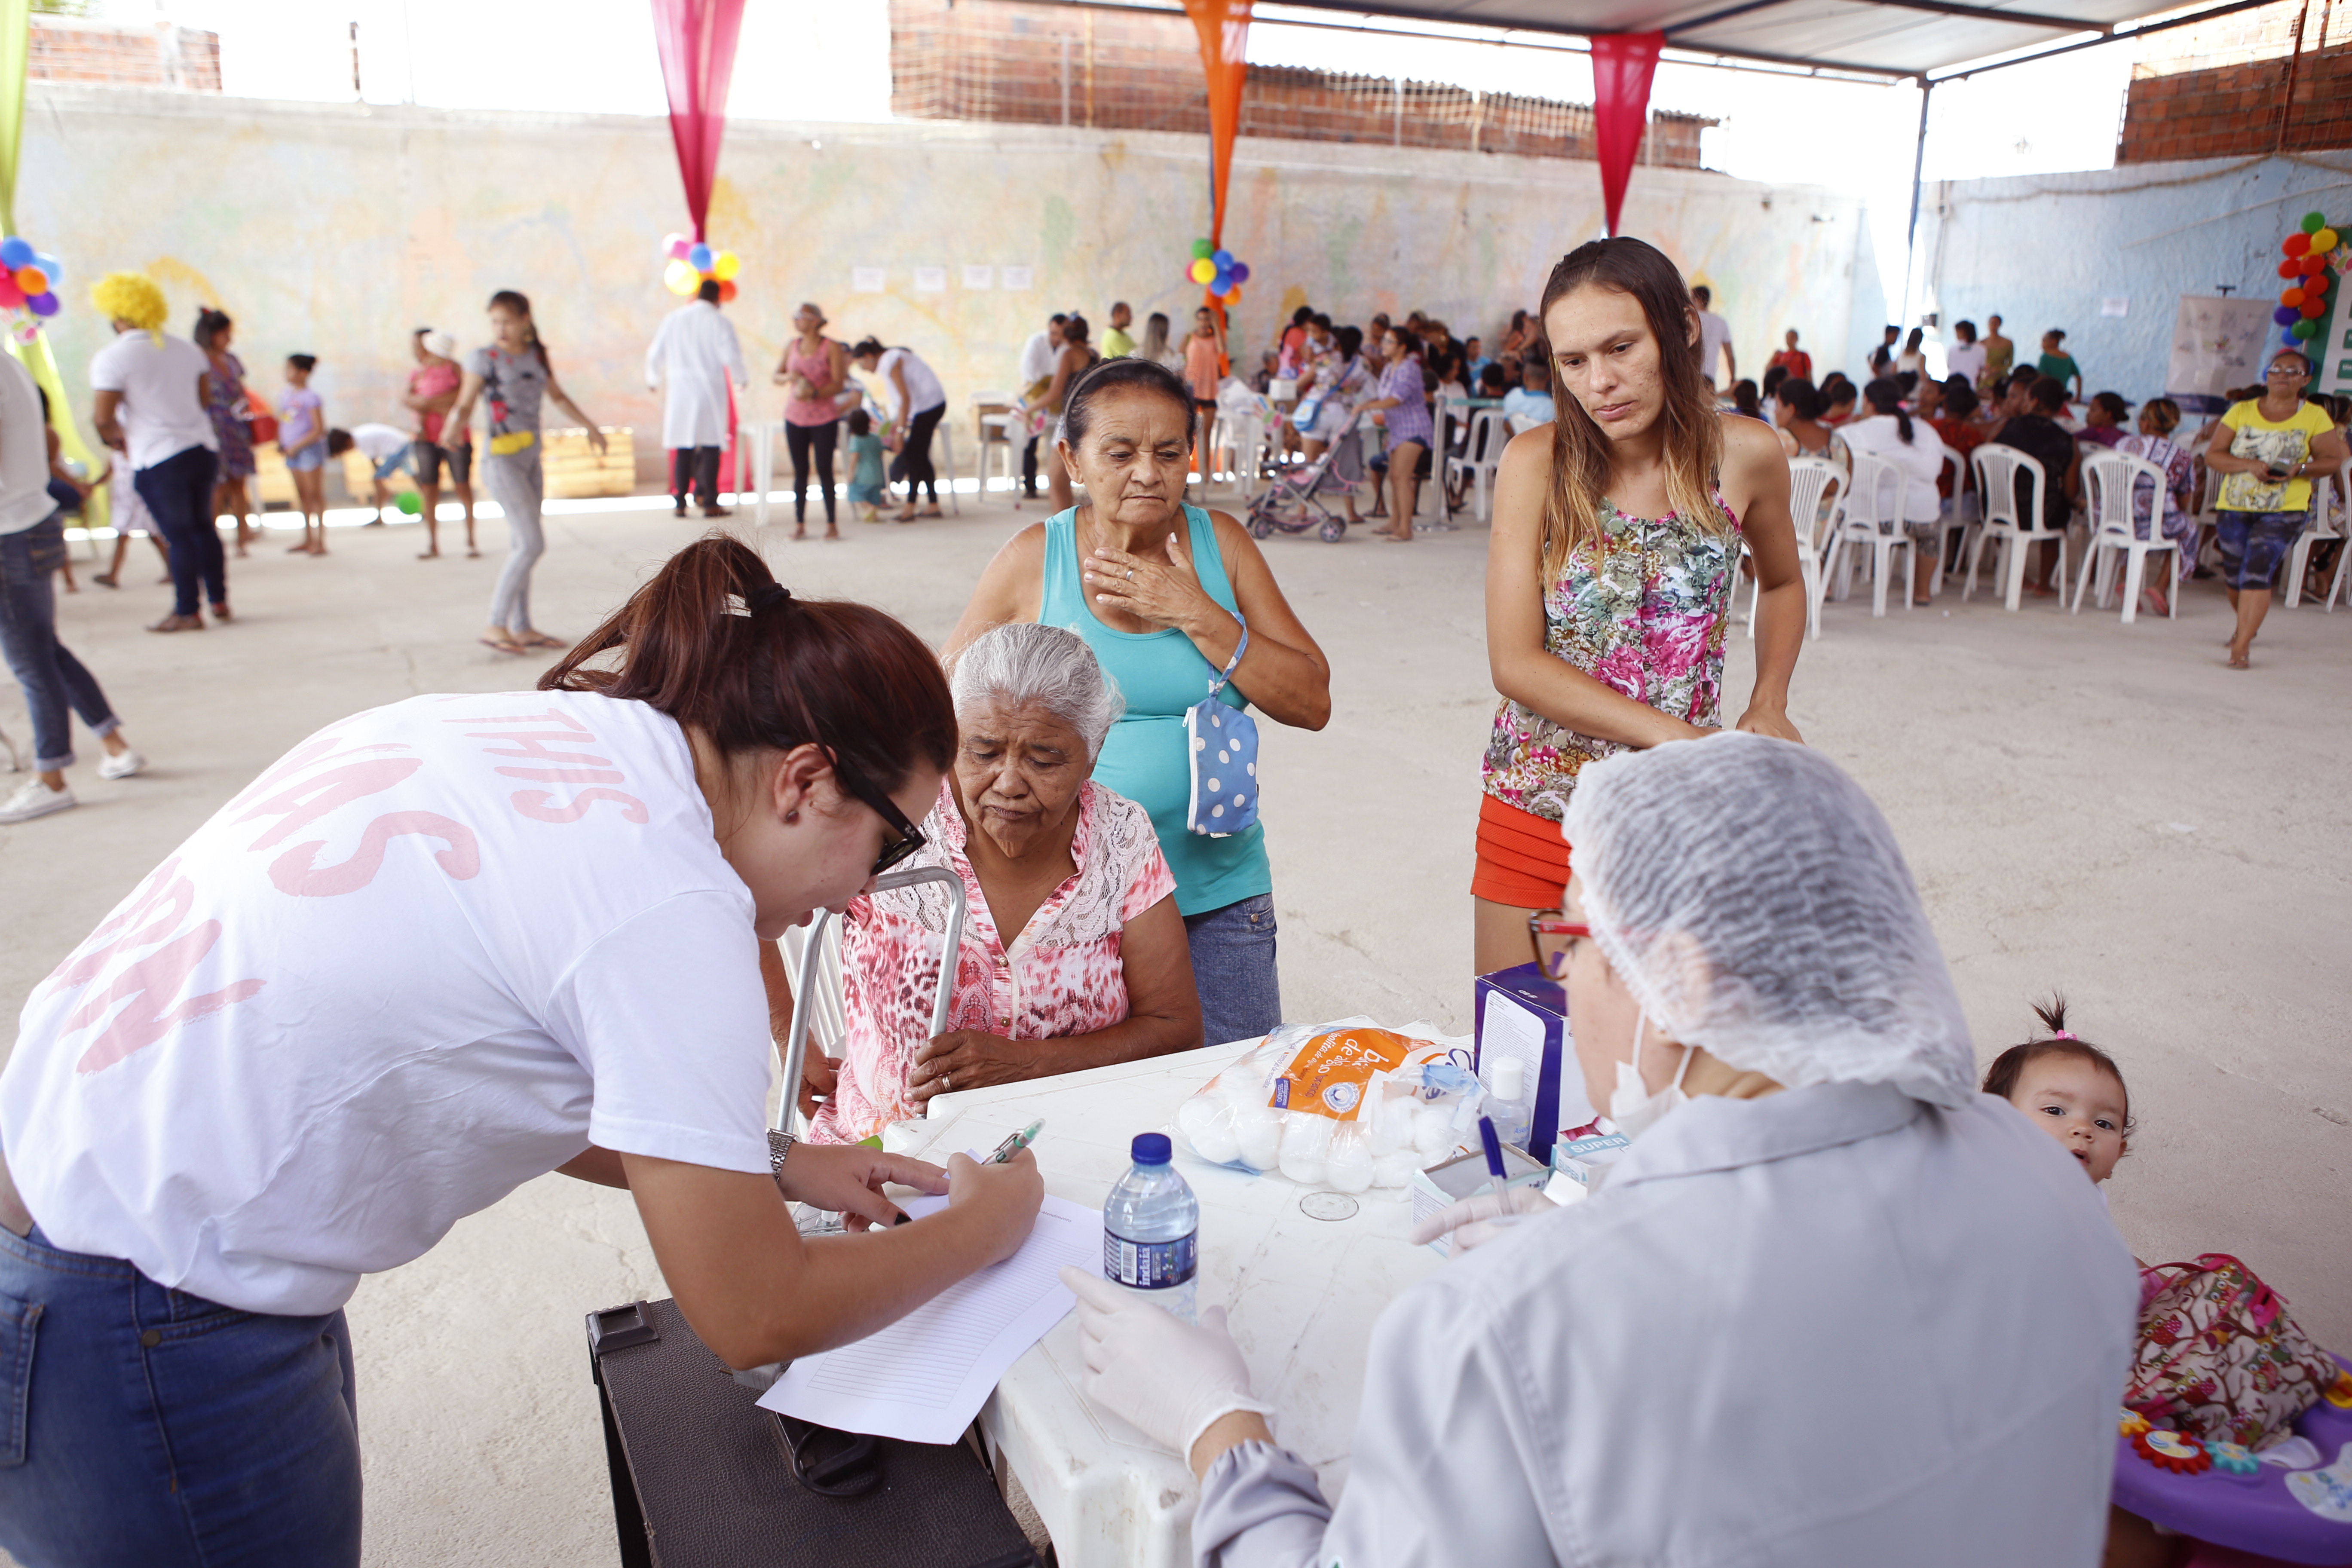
left=834, top=763, right=928, bottom=877
left=1527, top=914, right=1592, bottom=980
left=2268, top=364, right=2309, bottom=377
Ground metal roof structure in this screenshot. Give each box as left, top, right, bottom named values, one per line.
left=1250, top=0, right=2284, bottom=83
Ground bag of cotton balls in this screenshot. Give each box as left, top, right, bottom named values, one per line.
left=1172, top=1019, right=1483, bottom=1194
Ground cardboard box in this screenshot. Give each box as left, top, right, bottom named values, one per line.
left=1549, top=1126, right=1632, bottom=1188
left=1408, top=1143, right=1552, bottom=1256
left=1473, top=963, right=1594, bottom=1167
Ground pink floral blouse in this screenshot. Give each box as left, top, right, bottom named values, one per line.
left=1482, top=491, right=1743, bottom=821
left=808, top=778, right=1177, bottom=1144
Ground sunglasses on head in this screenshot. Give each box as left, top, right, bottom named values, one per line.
left=833, top=763, right=928, bottom=877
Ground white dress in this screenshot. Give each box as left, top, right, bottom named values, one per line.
left=645, top=300, right=748, bottom=449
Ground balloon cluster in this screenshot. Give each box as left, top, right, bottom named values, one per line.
left=2274, top=211, right=2339, bottom=340
left=1185, top=238, right=1248, bottom=306
left=0, top=235, right=64, bottom=345
left=660, top=233, right=741, bottom=303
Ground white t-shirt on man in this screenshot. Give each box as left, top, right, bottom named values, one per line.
left=88, top=328, right=217, bottom=472
left=0, top=355, right=55, bottom=535
left=1697, top=310, right=1733, bottom=388
left=0, top=690, right=775, bottom=1317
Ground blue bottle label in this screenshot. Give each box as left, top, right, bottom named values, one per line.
left=1104, top=1230, right=1197, bottom=1290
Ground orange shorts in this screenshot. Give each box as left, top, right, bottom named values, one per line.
left=1470, top=793, right=1571, bottom=910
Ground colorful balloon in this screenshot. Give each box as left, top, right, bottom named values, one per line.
left=32, top=252, right=61, bottom=283
left=395, top=490, right=423, bottom=516
left=2301, top=254, right=2328, bottom=275
left=1231, top=261, right=1250, bottom=283
left=1191, top=238, right=1213, bottom=260
left=664, top=232, right=691, bottom=261
left=27, top=293, right=57, bottom=318
left=2283, top=288, right=2305, bottom=307
left=717, top=279, right=738, bottom=303
left=2281, top=259, right=2302, bottom=278
left=2315, top=227, right=2340, bottom=253
left=662, top=258, right=699, bottom=295
left=2294, top=318, right=2321, bottom=339
left=688, top=242, right=715, bottom=272
left=13, top=266, right=46, bottom=296
left=2303, top=211, right=2327, bottom=233
left=2275, top=305, right=2302, bottom=326
left=0, top=237, right=32, bottom=270
left=1188, top=257, right=1216, bottom=285
left=2301, top=300, right=2327, bottom=319
left=712, top=251, right=740, bottom=282
left=1223, top=286, right=1242, bottom=306
left=2286, top=233, right=2312, bottom=257
left=2305, top=270, right=2329, bottom=293
left=0, top=277, right=23, bottom=311
left=1211, top=249, right=1233, bottom=270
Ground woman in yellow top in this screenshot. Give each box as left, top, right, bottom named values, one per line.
left=2203, top=348, right=2347, bottom=668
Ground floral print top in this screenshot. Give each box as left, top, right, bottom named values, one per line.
left=1482, top=492, right=1743, bottom=822
left=808, top=778, right=1176, bottom=1144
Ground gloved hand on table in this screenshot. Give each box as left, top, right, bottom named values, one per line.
left=1058, top=1268, right=1276, bottom=1461
left=1406, top=1184, right=1559, bottom=1256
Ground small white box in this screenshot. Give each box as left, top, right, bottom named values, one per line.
left=1409, top=1144, right=1550, bottom=1256
left=1549, top=1126, right=1632, bottom=1188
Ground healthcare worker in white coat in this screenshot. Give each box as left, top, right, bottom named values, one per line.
left=647, top=278, right=748, bottom=518
left=0, top=535, right=1044, bottom=1567
left=1064, top=735, right=2138, bottom=1568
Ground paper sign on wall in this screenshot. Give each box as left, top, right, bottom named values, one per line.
left=2167, top=294, right=2272, bottom=414
left=1001, top=265, right=1034, bottom=291
left=2101, top=296, right=2129, bottom=318
left=851, top=267, right=885, bottom=294
left=962, top=264, right=994, bottom=290
left=914, top=266, right=947, bottom=294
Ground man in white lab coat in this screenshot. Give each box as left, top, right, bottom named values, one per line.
left=646, top=280, right=748, bottom=518
left=1017, top=312, right=1066, bottom=499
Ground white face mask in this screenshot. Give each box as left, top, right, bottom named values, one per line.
left=1608, top=1008, right=1693, bottom=1141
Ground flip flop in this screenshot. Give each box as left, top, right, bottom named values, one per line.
left=478, top=635, right=525, bottom=655
left=514, top=631, right=565, bottom=649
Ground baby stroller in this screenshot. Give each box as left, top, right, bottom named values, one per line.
left=1246, top=427, right=1366, bottom=544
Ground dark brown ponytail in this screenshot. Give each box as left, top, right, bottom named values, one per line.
left=540, top=534, right=954, bottom=796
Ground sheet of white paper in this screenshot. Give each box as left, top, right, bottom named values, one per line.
left=757, top=1192, right=1101, bottom=1444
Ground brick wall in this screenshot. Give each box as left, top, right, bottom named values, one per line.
left=2118, top=0, right=2352, bottom=160
left=29, top=17, right=221, bottom=92
left=890, top=0, right=1711, bottom=165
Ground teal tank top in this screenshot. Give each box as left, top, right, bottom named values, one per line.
left=1041, top=505, right=1269, bottom=918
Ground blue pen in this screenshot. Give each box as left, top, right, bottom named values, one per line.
left=1477, top=1114, right=1509, bottom=1182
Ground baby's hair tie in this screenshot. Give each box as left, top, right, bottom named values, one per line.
left=2052, top=1030, right=2076, bottom=1041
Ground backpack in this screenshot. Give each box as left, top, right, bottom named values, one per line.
left=2126, top=1253, right=2339, bottom=1450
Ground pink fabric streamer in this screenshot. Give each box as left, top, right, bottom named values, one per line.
left=1591, top=31, right=1663, bottom=239
left=649, top=0, right=748, bottom=242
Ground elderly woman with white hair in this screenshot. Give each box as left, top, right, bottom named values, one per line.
left=805, top=622, right=1203, bottom=1143
left=1062, top=734, right=2139, bottom=1567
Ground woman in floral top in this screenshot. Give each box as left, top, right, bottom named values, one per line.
left=807, top=624, right=1201, bottom=1143
left=2113, top=397, right=2197, bottom=617
left=1474, top=238, right=1807, bottom=974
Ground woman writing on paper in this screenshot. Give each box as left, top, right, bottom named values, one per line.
left=0, top=536, right=1042, bottom=1566
left=1062, top=735, right=2138, bottom=1567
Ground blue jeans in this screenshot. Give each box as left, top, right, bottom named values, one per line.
left=0, top=520, right=119, bottom=771
left=1184, top=891, right=1283, bottom=1046
left=0, top=1223, right=361, bottom=1567
left=133, top=444, right=224, bottom=618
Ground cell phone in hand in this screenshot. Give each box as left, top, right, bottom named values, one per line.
left=2267, top=460, right=2294, bottom=479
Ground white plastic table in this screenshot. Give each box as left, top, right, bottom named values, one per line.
left=903, top=1040, right=1441, bottom=1568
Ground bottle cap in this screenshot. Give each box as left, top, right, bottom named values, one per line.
left=1489, top=1057, right=1525, bottom=1100
left=1132, top=1133, right=1172, bottom=1165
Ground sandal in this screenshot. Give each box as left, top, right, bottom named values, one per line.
left=478, top=634, right=525, bottom=655
left=92, top=572, right=118, bottom=589
left=514, top=630, right=565, bottom=649
left=209, top=603, right=232, bottom=622
left=146, top=613, right=204, bottom=633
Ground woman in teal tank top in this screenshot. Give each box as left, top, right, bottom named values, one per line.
left=950, top=358, right=1332, bottom=1045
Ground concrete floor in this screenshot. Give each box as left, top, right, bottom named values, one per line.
left=1, top=495, right=2346, bottom=1566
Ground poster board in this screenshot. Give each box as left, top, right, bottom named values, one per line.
left=2167, top=295, right=2275, bottom=414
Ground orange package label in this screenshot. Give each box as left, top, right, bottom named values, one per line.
left=1269, top=1027, right=1422, bottom=1120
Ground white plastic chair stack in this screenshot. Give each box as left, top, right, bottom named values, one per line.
left=733, top=420, right=782, bottom=530
left=1751, top=455, right=1837, bottom=641
left=776, top=867, right=968, bottom=1139
left=1222, top=412, right=1268, bottom=498
left=970, top=391, right=1020, bottom=502
left=2282, top=459, right=2347, bottom=609
left=932, top=418, right=964, bottom=516
left=2072, top=451, right=2178, bottom=625
left=1965, top=445, right=2066, bottom=611
left=1826, top=453, right=1916, bottom=617
left=1447, top=409, right=1510, bottom=523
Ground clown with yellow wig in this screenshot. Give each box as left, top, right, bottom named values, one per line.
left=87, top=270, right=228, bottom=632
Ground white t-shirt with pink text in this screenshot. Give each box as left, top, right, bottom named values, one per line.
left=0, top=690, right=774, bottom=1317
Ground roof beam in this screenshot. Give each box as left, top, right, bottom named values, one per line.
left=1256, top=0, right=1915, bottom=76
left=1669, top=0, right=2097, bottom=36
left=1928, top=0, right=2278, bottom=78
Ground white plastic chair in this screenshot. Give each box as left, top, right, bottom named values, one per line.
left=1750, top=455, right=1836, bottom=641
left=777, top=867, right=968, bottom=1139
left=1825, top=453, right=1917, bottom=617
left=1965, top=444, right=2068, bottom=611
left=733, top=419, right=782, bottom=530
left=971, top=390, right=1020, bottom=501
left=1447, top=409, right=1510, bottom=523
left=932, top=417, right=964, bottom=516
left=2072, top=451, right=2178, bottom=625
left=2284, top=460, right=2347, bottom=608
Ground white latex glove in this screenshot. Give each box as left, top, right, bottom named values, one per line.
left=1058, top=1267, right=1274, bottom=1458
left=1405, top=1185, right=1558, bottom=1256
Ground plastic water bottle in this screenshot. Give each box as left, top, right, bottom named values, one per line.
left=1102, top=1133, right=1198, bottom=1324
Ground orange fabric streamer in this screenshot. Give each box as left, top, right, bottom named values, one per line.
left=1182, top=0, right=1252, bottom=331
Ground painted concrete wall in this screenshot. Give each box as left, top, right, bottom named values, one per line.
left=1920, top=151, right=2352, bottom=400
left=21, top=84, right=1865, bottom=468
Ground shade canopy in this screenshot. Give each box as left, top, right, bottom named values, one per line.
left=1256, top=0, right=2235, bottom=82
